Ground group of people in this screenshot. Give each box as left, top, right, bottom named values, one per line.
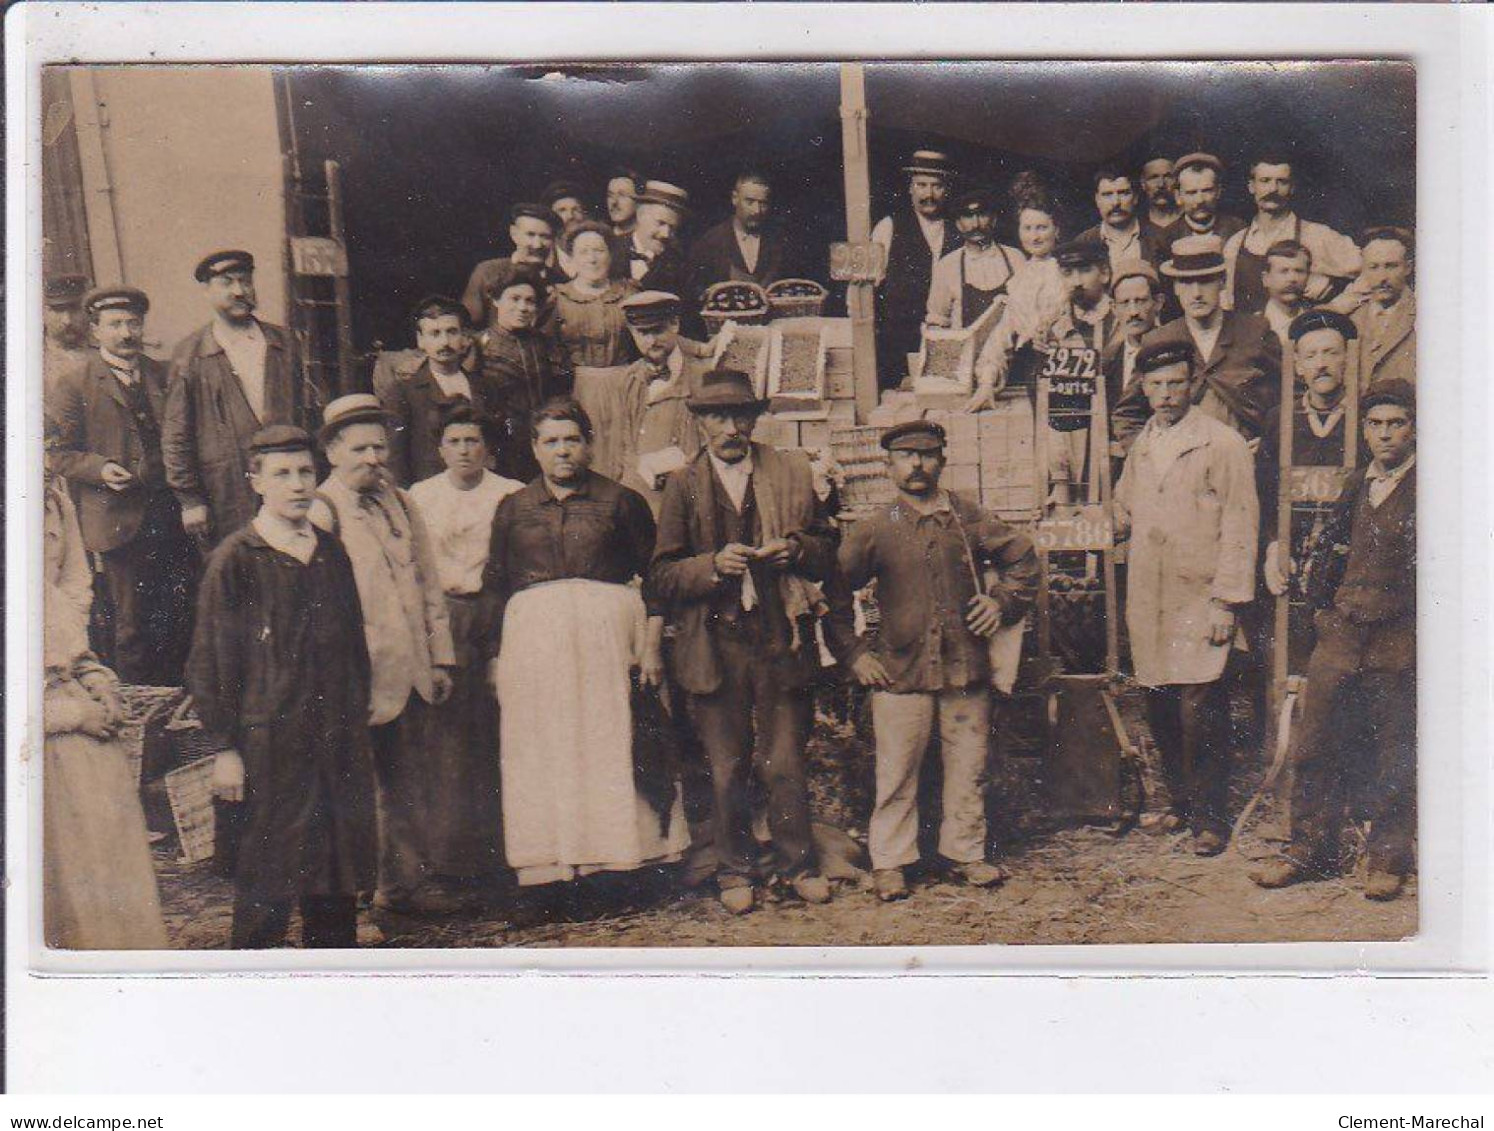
left=40, top=142, right=1417, bottom=950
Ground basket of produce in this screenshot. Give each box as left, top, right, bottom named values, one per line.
left=766, top=278, right=829, bottom=320
left=701, top=281, right=770, bottom=334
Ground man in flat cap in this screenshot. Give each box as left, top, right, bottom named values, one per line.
left=872, top=149, right=960, bottom=391
left=605, top=166, right=643, bottom=239
left=1115, top=339, right=1259, bottom=856
left=1125, top=234, right=1281, bottom=445
left=188, top=424, right=377, bottom=948
left=1351, top=227, right=1417, bottom=389
left=49, top=287, right=197, bottom=685
left=163, top=249, right=314, bottom=550
left=650, top=368, right=850, bottom=914
left=462, top=203, right=563, bottom=327
left=925, top=187, right=1025, bottom=332
left=43, top=272, right=91, bottom=403
left=1076, top=166, right=1164, bottom=272
left=837, top=420, right=1038, bottom=901
left=379, top=295, right=504, bottom=487
left=1223, top=153, right=1361, bottom=317
left=308, top=394, right=459, bottom=921
left=1157, top=153, right=1245, bottom=252
left=1252, top=379, right=1416, bottom=901
left=610, top=180, right=690, bottom=296
left=685, top=170, right=802, bottom=311
left=1139, top=157, right=1182, bottom=247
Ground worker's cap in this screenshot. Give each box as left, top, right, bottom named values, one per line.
left=541, top=179, right=587, bottom=206
left=951, top=187, right=1000, bottom=219
left=45, top=273, right=90, bottom=308
left=1134, top=339, right=1197, bottom=377
left=1111, top=258, right=1160, bottom=293
left=901, top=149, right=956, bottom=179
left=1173, top=152, right=1224, bottom=178
left=621, top=290, right=683, bottom=329
left=1288, top=308, right=1358, bottom=344
left=1055, top=235, right=1109, bottom=270
left=194, top=250, right=255, bottom=283
left=82, top=286, right=150, bottom=318
left=1361, top=378, right=1415, bottom=416
left=508, top=202, right=562, bottom=231
left=1160, top=234, right=1227, bottom=279
left=880, top=419, right=947, bottom=453
left=636, top=180, right=691, bottom=214
left=249, top=424, right=315, bottom=458
left=318, top=393, right=392, bottom=445
left=685, top=367, right=766, bottom=414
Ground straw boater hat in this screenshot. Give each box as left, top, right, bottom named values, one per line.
left=902, top=150, right=956, bottom=180
left=636, top=180, right=691, bottom=214
left=1160, top=234, right=1227, bottom=280
left=685, top=367, right=767, bottom=414
left=318, top=393, right=392, bottom=446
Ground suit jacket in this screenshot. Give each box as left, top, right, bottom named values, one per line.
left=49, top=351, right=176, bottom=552
left=379, top=360, right=504, bottom=487
left=607, top=233, right=688, bottom=296
left=1352, top=291, right=1416, bottom=389
left=1074, top=222, right=1167, bottom=267
left=684, top=220, right=796, bottom=305
left=1124, top=312, right=1282, bottom=441
left=163, top=320, right=312, bottom=547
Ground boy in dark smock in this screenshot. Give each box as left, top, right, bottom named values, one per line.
left=187, top=425, right=376, bottom=948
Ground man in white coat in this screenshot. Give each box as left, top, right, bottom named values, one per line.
left=1114, top=340, right=1259, bottom=856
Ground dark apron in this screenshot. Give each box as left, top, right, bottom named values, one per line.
left=1232, top=216, right=1300, bottom=316
left=959, top=245, right=1016, bottom=328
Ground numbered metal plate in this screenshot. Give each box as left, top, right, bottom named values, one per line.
left=829, top=240, right=887, bottom=283
left=1041, top=346, right=1100, bottom=432
left=1289, top=465, right=1353, bottom=503
left=1036, top=504, right=1114, bottom=551
left=291, top=236, right=349, bottom=278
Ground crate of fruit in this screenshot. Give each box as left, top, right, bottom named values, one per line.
left=766, top=278, right=828, bottom=320
left=701, top=281, right=770, bottom=334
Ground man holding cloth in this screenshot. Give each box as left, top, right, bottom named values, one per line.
left=838, top=420, right=1038, bottom=901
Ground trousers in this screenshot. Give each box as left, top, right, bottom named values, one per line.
left=869, top=687, right=992, bottom=870
left=1287, top=610, right=1416, bottom=876
left=1145, top=676, right=1232, bottom=837
left=688, top=622, right=815, bottom=886
left=369, top=695, right=432, bottom=901
left=97, top=491, right=198, bottom=686
left=231, top=893, right=358, bottom=949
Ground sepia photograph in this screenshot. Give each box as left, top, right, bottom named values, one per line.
left=33, top=56, right=1422, bottom=956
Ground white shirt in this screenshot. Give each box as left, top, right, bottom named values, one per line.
left=1366, top=453, right=1415, bottom=509
left=871, top=212, right=947, bottom=262
left=1264, top=299, right=1304, bottom=348
left=409, top=469, right=523, bottom=594
left=429, top=366, right=472, bottom=402
left=213, top=318, right=269, bottom=422
left=1223, top=211, right=1362, bottom=306
left=645, top=346, right=686, bottom=405
left=1186, top=311, right=1225, bottom=365
left=733, top=221, right=762, bottom=275
left=709, top=451, right=757, bottom=611
left=926, top=242, right=1025, bottom=328
left=1099, top=221, right=1143, bottom=269
left=253, top=510, right=317, bottom=565
left=99, top=346, right=139, bottom=386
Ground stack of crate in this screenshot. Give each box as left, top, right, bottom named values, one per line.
left=977, top=393, right=1038, bottom=522
left=828, top=422, right=895, bottom=511
left=921, top=409, right=981, bottom=497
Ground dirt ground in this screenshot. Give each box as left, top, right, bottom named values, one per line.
left=152, top=683, right=1417, bottom=951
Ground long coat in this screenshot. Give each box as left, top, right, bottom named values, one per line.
left=1352, top=291, right=1416, bottom=389
left=1115, top=408, right=1259, bottom=687
left=186, top=525, right=377, bottom=900
left=162, top=320, right=313, bottom=547
left=48, top=351, right=176, bottom=552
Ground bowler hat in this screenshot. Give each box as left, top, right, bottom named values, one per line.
left=318, top=393, right=392, bottom=445
left=1288, top=309, right=1358, bottom=344
left=901, top=150, right=956, bottom=179
left=1362, top=378, right=1415, bottom=415
left=880, top=419, right=946, bottom=453
left=194, top=249, right=254, bottom=283
left=249, top=424, right=315, bottom=458
left=45, top=273, right=90, bottom=308
left=1160, top=234, right=1227, bottom=280
left=82, top=286, right=150, bottom=318
left=685, top=368, right=766, bottom=414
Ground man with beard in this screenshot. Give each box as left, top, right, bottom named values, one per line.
left=685, top=171, right=800, bottom=306
left=872, top=149, right=960, bottom=391
left=163, top=250, right=314, bottom=550
left=1123, top=235, right=1281, bottom=445
left=925, top=187, right=1025, bottom=332
left=1158, top=153, right=1245, bottom=252
left=461, top=203, right=563, bottom=326
left=1076, top=167, right=1163, bottom=270
left=837, top=419, right=1038, bottom=902
left=1224, top=155, right=1361, bottom=316
left=49, top=287, right=198, bottom=685
left=605, top=167, right=642, bottom=239
left=44, top=273, right=91, bottom=402
left=1140, top=157, right=1182, bottom=246
left=1351, top=227, right=1417, bottom=388
left=610, top=180, right=691, bottom=296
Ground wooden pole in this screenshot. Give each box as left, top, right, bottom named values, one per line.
left=326, top=160, right=357, bottom=397
left=839, top=63, right=879, bottom=424
left=1271, top=341, right=1296, bottom=726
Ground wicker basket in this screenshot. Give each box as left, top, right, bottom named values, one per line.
left=701, top=281, right=770, bottom=335
left=766, top=278, right=828, bottom=320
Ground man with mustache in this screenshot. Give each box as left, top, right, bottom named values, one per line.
left=685, top=170, right=802, bottom=309
left=1224, top=154, right=1361, bottom=316
left=1076, top=167, right=1164, bottom=271
left=1258, top=240, right=1314, bottom=348
left=1106, top=259, right=1167, bottom=459
left=837, top=419, right=1038, bottom=902
left=872, top=149, right=960, bottom=391
left=163, top=250, right=314, bottom=551
left=380, top=295, right=504, bottom=487
left=609, top=180, right=690, bottom=296
left=1157, top=153, right=1245, bottom=254
left=1139, top=157, right=1182, bottom=246
left=49, top=287, right=197, bottom=685
left=1351, top=227, right=1417, bottom=388
left=605, top=166, right=642, bottom=239
left=925, top=187, right=1025, bottom=331
left=461, top=203, right=564, bottom=327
